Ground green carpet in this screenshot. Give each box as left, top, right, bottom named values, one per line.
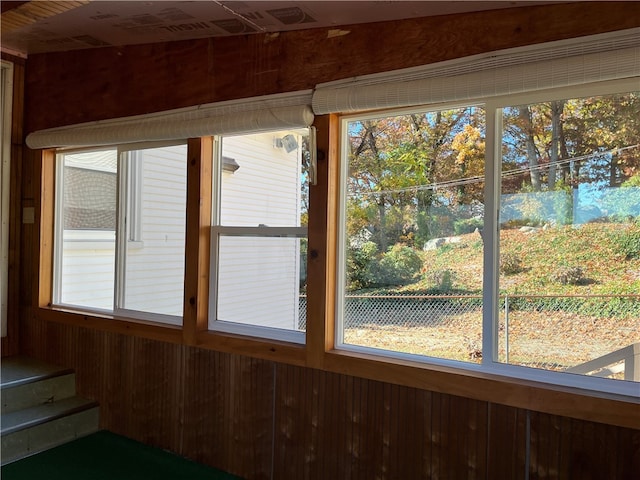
left=1, top=430, right=240, bottom=480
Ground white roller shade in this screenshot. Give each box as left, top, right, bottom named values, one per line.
left=27, top=91, right=314, bottom=149
left=313, top=28, right=640, bottom=114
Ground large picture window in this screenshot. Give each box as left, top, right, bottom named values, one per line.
left=54, top=142, right=188, bottom=324
left=338, top=84, right=640, bottom=396
left=209, top=128, right=311, bottom=342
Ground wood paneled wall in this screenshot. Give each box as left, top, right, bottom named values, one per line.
left=24, top=2, right=640, bottom=133
left=14, top=2, right=640, bottom=479
left=20, top=315, right=639, bottom=479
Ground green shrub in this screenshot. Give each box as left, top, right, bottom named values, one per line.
left=551, top=265, right=585, bottom=285
left=346, top=241, right=378, bottom=290
left=376, top=244, right=423, bottom=285
left=500, top=253, right=523, bottom=275
left=436, top=243, right=455, bottom=255
left=427, top=269, right=455, bottom=292
left=501, top=218, right=542, bottom=229
left=453, top=217, right=483, bottom=235
left=616, top=225, right=640, bottom=260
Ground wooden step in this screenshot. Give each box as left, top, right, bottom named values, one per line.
left=1, top=356, right=76, bottom=413
left=1, top=396, right=99, bottom=436
left=0, top=356, right=100, bottom=465
left=1, top=356, right=74, bottom=389
left=1, top=399, right=99, bottom=465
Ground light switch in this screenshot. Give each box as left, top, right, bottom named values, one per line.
left=23, top=207, right=34, bottom=224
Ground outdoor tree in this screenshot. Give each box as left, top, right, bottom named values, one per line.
left=502, top=93, right=640, bottom=195
left=346, top=107, right=485, bottom=251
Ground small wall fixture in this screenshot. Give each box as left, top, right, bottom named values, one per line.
left=222, top=156, right=240, bottom=173
left=274, top=134, right=299, bottom=153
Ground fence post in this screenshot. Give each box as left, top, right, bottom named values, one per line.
left=505, top=295, right=509, bottom=364
left=625, top=343, right=640, bottom=381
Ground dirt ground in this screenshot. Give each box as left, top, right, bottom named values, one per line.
left=344, top=308, right=640, bottom=374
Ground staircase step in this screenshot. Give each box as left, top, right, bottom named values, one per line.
left=1, top=356, right=100, bottom=466
left=2, top=373, right=76, bottom=414
left=1, top=396, right=98, bottom=436
left=1, top=356, right=76, bottom=413
left=1, top=397, right=99, bottom=465
left=1, top=356, right=74, bottom=389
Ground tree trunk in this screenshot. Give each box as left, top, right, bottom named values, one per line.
left=519, top=106, right=541, bottom=191
left=378, top=197, right=387, bottom=251
left=548, top=100, right=565, bottom=189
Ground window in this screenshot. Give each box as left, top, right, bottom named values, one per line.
left=337, top=83, right=640, bottom=396
left=208, top=128, right=311, bottom=342
left=496, top=91, right=640, bottom=381
left=54, top=142, right=188, bottom=324
left=338, top=105, right=486, bottom=363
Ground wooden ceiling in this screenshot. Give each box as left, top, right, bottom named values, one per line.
left=1, top=1, right=554, bottom=56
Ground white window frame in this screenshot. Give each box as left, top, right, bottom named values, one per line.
left=336, top=78, right=640, bottom=399
left=1, top=60, right=13, bottom=338
left=53, top=141, right=187, bottom=325
left=207, top=132, right=310, bottom=344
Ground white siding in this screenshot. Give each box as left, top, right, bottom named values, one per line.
left=221, top=133, right=301, bottom=226
left=60, top=238, right=115, bottom=310
left=217, top=237, right=301, bottom=330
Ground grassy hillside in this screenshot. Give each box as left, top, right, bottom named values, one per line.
left=395, top=221, right=640, bottom=296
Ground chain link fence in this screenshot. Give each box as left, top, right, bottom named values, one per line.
left=298, top=294, right=640, bottom=378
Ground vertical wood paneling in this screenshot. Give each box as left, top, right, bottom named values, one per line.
left=529, top=412, right=640, bottom=480
left=16, top=316, right=640, bottom=479
left=101, top=331, right=129, bottom=432
left=487, top=403, right=527, bottom=480
left=181, top=348, right=274, bottom=479
left=273, top=365, right=493, bottom=479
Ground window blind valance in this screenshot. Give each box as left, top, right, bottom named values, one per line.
left=312, top=28, right=640, bottom=114
left=26, top=91, right=314, bottom=149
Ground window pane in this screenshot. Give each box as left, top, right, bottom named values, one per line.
left=57, top=149, right=117, bottom=310
left=121, top=144, right=187, bottom=320
left=217, top=235, right=306, bottom=331
left=220, top=131, right=306, bottom=228
left=64, top=167, right=116, bottom=230
left=340, top=107, right=485, bottom=362
left=211, top=129, right=309, bottom=335
left=499, top=93, right=640, bottom=382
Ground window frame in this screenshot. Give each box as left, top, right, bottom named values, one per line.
left=207, top=130, right=310, bottom=344
left=334, top=79, right=640, bottom=399
left=0, top=60, right=13, bottom=338
left=52, top=141, right=188, bottom=324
